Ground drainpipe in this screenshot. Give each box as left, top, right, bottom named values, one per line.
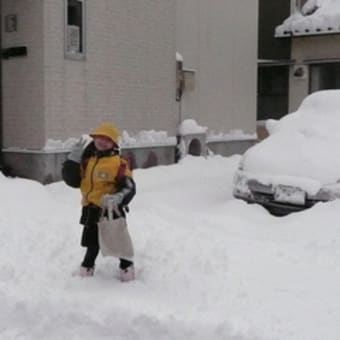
left=175, top=55, right=184, bottom=163
left=0, top=4, right=7, bottom=175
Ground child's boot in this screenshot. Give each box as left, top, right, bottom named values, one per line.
left=79, top=265, right=95, bottom=277
left=119, top=265, right=135, bottom=282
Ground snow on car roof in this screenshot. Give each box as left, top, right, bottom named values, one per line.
left=243, top=90, right=340, bottom=191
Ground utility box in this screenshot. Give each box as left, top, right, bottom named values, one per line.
left=183, top=69, right=195, bottom=91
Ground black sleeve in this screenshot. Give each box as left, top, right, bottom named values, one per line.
left=117, top=176, right=136, bottom=206
left=62, top=160, right=81, bottom=188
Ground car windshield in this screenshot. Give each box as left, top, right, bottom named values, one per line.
left=243, top=90, right=340, bottom=186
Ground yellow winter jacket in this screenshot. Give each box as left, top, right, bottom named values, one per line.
left=80, top=154, right=132, bottom=207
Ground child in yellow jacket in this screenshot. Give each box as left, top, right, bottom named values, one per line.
left=62, top=123, right=136, bottom=281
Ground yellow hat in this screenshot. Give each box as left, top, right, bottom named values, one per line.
left=90, top=122, right=120, bottom=144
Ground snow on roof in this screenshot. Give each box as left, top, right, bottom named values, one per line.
left=176, top=51, right=183, bottom=62
left=177, top=119, right=208, bottom=135
left=275, top=0, right=340, bottom=37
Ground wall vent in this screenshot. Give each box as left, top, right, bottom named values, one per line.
left=293, top=65, right=308, bottom=79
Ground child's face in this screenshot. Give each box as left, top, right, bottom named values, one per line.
left=93, top=135, right=114, bottom=151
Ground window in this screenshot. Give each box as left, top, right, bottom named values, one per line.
left=310, top=63, right=340, bottom=93
left=257, top=66, right=289, bottom=120
left=65, top=0, right=85, bottom=59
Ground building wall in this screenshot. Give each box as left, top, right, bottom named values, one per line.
left=1, top=0, right=257, bottom=182
left=44, top=0, right=177, bottom=143
left=1, top=0, right=45, bottom=149
left=289, top=35, right=340, bottom=111
left=292, top=35, right=340, bottom=61
left=176, top=0, right=258, bottom=135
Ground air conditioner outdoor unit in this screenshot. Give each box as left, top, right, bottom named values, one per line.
left=293, top=65, right=308, bottom=79
left=67, top=25, right=80, bottom=53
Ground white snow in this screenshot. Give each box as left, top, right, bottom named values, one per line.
left=176, top=51, right=183, bottom=62
left=242, top=90, right=340, bottom=194
left=177, top=119, right=208, bottom=135
left=275, top=0, right=340, bottom=37
left=0, top=155, right=339, bottom=340
left=40, top=130, right=176, bottom=152
left=207, top=129, right=257, bottom=142
left=43, top=135, right=93, bottom=152
left=120, top=130, right=176, bottom=148
left=4, top=121, right=255, bottom=152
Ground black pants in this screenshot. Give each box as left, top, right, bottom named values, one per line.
left=81, top=223, right=133, bottom=270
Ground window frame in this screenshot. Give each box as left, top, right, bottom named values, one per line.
left=64, top=0, right=86, bottom=60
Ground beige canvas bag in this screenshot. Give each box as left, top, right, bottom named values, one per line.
left=98, top=202, right=134, bottom=260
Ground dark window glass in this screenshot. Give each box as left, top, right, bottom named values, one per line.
left=310, top=63, right=340, bottom=93
left=257, top=66, right=289, bottom=120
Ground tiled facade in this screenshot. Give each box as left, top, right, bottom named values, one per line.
left=44, top=0, right=176, bottom=144
left=176, top=0, right=258, bottom=136
left=2, top=0, right=45, bottom=149
left=1, top=0, right=258, bottom=182
left=2, top=0, right=176, bottom=149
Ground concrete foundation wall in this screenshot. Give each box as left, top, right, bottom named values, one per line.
left=2, top=145, right=177, bottom=184
left=2, top=151, right=67, bottom=184
left=207, top=140, right=255, bottom=157
left=2, top=140, right=254, bottom=183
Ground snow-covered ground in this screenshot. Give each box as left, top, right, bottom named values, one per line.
left=0, top=155, right=339, bottom=340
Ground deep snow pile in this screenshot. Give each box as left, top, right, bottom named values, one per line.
left=242, top=90, right=340, bottom=194
left=0, top=155, right=339, bottom=340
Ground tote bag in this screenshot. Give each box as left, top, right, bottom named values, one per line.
left=98, top=203, right=134, bottom=260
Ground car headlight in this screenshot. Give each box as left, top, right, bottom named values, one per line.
left=237, top=158, right=244, bottom=171
left=233, top=171, right=251, bottom=198
left=311, top=186, right=339, bottom=201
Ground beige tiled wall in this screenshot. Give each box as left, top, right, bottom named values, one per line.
left=1, top=0, right=176, bottom=149
left=44, top=0, right=177, bottom=143
left=2, top=0, right=257, bottom=150
left=1, top=0, right=45, bottom=149
left=176, top=0, right=258, bottom=135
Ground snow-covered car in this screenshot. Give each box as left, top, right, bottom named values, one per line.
left=233, top=90, right=340, bottom=216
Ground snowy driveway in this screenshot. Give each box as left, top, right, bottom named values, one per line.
left=0, top=155, right=339, bottom=340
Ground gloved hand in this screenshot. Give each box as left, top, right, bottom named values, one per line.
left=101, top=192, right=124, bottom=209
left=67, top=137, right=87, bottom=163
